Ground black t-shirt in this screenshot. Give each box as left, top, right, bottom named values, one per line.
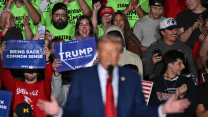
left=149, top=75, right=198, bottom=117
left=197, top=81, right=208, bottom=110
left=176, top=9, right=208, bottom=49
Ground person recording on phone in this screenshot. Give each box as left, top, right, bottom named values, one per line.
left=37, top=34, right=191, bottom=117
left=142, top=18, right=198, bottom=80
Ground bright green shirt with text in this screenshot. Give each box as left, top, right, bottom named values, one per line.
left=46, top=23, right=75, bottom=41
left=106, top=0, right=150, bottom=29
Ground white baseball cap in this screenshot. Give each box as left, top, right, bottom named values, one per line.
left=160, top=18, right=179, bottom=30
left=0, top=8, right=13, bottom=18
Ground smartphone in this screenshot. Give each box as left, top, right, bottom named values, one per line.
left=153, top=49, right=162, bottom=56
left=38, top=25, right=45, bottom=40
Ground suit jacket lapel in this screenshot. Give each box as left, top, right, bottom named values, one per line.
left=117, top=67, right=127, bottom=116
left=89, top=65, right=105, bottom=117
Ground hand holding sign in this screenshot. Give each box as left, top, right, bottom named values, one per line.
left=0, top=41, right=6, bottom=60
left=52, top=59, right=62, bottom=76
left=3, top=40, right=46, bottom=69
left=54, top=36, right=97, bottom=72
left=43, top=44, right=50, bottom=61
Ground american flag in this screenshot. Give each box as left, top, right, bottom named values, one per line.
left=141, top=80, right=153, bottom=105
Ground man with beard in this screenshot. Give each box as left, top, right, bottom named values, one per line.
left=133, top=0, right=165, bottom=53
left=142, top=18, right=198, bottom=81
left=4, top=0, right=41, bottom=40
left=46, top=3, right=75, bottom=41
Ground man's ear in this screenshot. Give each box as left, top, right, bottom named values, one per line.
left=168, top=63, right=173, bottom=69
left=148, top=4, right=150, bottom=10
left=161, top=30, right=165, bottom=36
left=51, top=15, right=52, bottom=19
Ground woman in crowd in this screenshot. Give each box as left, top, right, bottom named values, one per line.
left=112, top=11, right=141, bottom=57
left=72, top=15, right=95, bottom=40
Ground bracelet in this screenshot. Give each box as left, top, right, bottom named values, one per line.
left=46, top=60, right=50, bottom=64
left=134, top=4, right=140, bottom=10
left=63, top=1, right=68, bottom=4
left=8, top=0, right=13, bottom=4
left=4, top=25, right=9, bottom=29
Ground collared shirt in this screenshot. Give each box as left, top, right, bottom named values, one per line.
left=97, top=63, right=119, bottom=106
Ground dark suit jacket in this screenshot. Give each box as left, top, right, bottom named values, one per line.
left=62, top=65, right=159, bottom=117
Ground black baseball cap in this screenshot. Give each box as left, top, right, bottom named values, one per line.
left=149, top=0, right=165, bottom=6
left=52, top=3, right=67, bottom=15
left=15, top=103, right=33, bottom=117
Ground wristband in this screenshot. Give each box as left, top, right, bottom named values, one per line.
left=46, top=60, right=50, bottom=64
left=63, top=1, right=68, bottom=4
left=4, top=25, right=9, bottom=29
left=134, top=4, right=140, bottom=10
left=8, top=0, right=13, bottom=4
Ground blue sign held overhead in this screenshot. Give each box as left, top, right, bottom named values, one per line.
left=3, top=40, right=46, bottom=69
left=54, top=36, right=97, bottom=72
left=0, top=90, right=12, bottom=117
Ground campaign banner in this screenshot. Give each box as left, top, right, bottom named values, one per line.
left=3, top=40, right=46, bottom=69
left=0, top=90, right=12, bottom=117
left=54, top=36, right=97, bottom=72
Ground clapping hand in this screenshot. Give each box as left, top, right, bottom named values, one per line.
left=175, top=84, right=187, bottom=99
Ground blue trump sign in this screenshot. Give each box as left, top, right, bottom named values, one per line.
left=3, top=40, right=46, bottom=69
left=0, top=90, right=12, bottom=117
left=54, top=36, right=97, bottom=72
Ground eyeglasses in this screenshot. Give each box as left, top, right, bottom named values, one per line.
left=53, top=14, right=67, bottom=17
left=102, top=14, right=112, bottom=19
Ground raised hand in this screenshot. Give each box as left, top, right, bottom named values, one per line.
left=52, top=59, right=62, bottom=76
left=152, top=54, right=162, bottom=64
left=5, top=12, right=12, bottom=28
left=191, top=21, right=200, bottom=31
left=162, top=94, right=190, bottom=114
left=127, top=1, right=134, bottom=12
left=175, top=84, right=187, bottom=99
left=24, top=13, right=30, bottom=27
left=32, top=30, right=45, bottom=40
left=0, top=41, right=6, bottom=60
left=37, top=95, right=60, bottom=115
left=45, top=31, right=54, bottom=41
left=198, top=15, right=204, bottom=29
left=131, top=0, right=139, bottom=7
left=42, top=44, right=50, bottom=61
left=199, top=34, right=206, bottom=42
left=93, top=2, right=101, bottom=12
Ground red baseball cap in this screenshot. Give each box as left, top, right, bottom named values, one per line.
left=100, top=7, right=114, bottom=18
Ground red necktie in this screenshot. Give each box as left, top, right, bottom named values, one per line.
left=105, top=73, right=117, bottom=117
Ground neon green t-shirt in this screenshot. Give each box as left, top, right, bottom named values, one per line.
left=30, top=0, right=42, bottom=6
left=10, top=3, right=40, bottom=39
left=50, top=0, right=92, bottom=26
left=46, top=23, right=75, bottom=41
left=97, top=24, right=104, bottom=39
left=106, top=0, right=150, bottom=29
left=0, top=0, right=7, bottom=12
